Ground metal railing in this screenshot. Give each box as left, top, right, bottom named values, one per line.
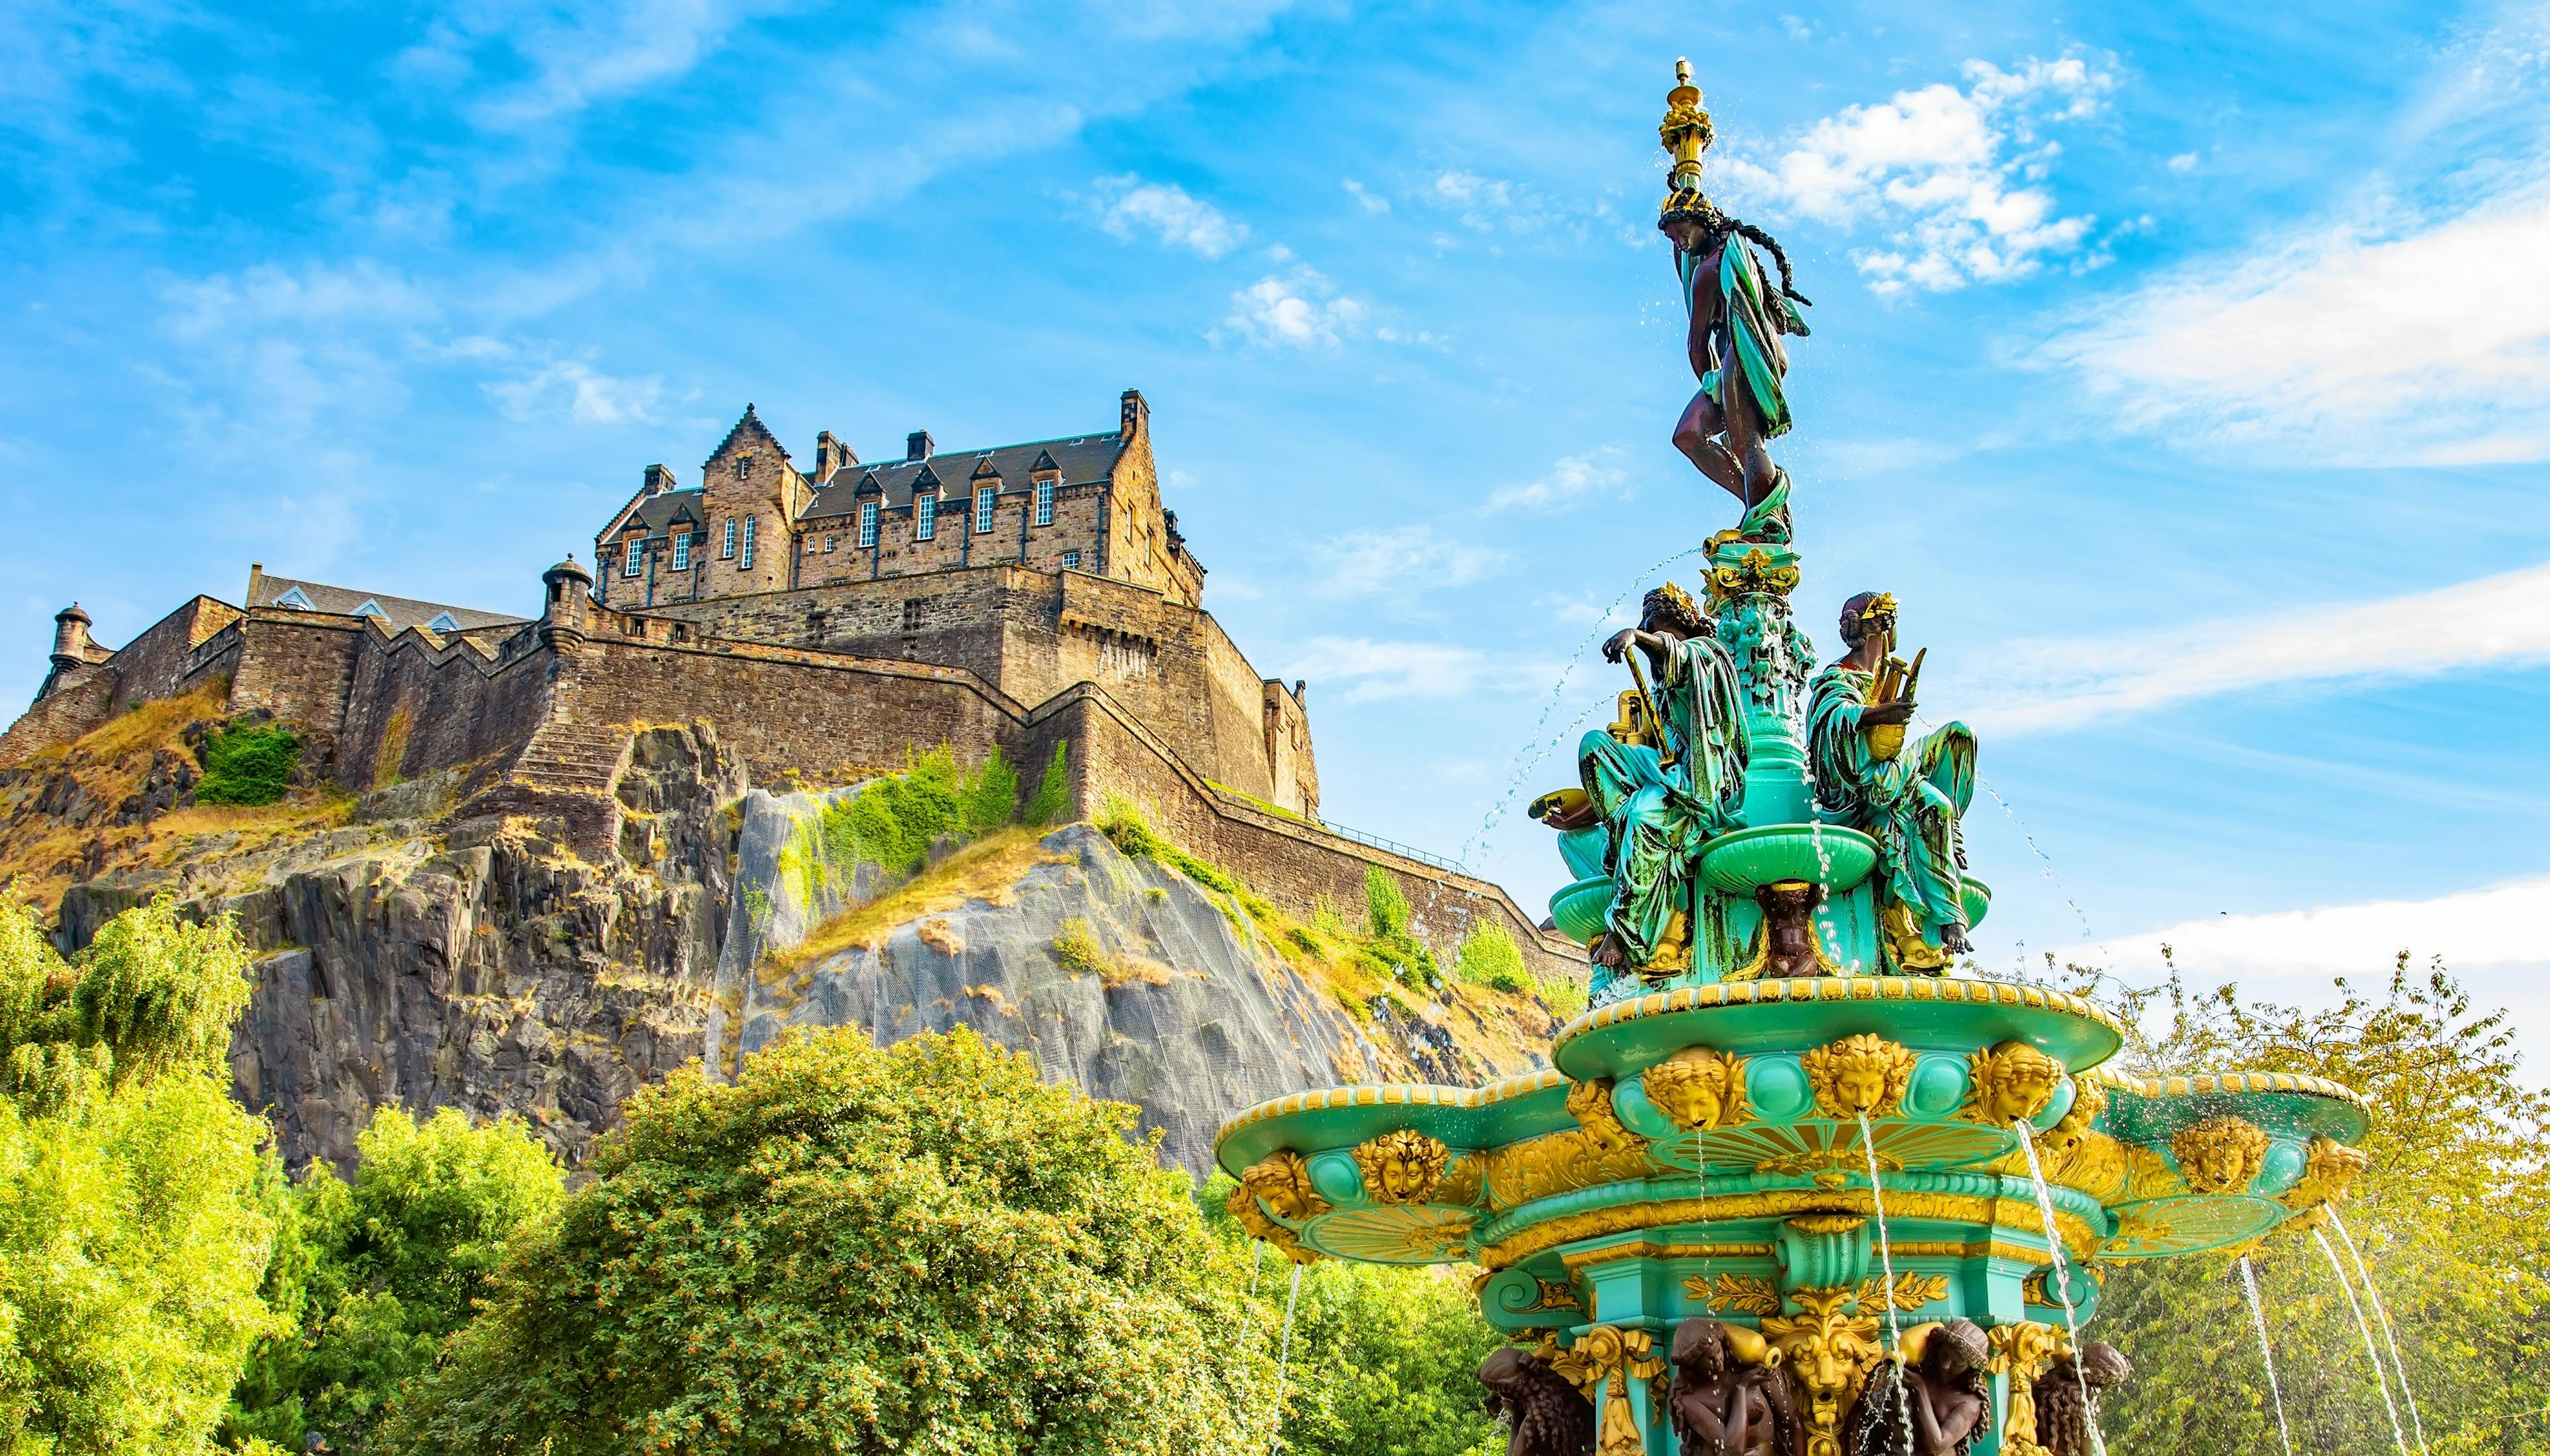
left=1308, top=818, right=1470, bottom=875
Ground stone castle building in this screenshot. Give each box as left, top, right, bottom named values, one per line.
left=7, top=392, right=1575, bottom=976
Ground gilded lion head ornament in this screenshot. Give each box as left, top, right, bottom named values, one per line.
left=1351, top=1129, right=1450, bottom=1206
left=1802, top=1033, right=1916, bottom=1119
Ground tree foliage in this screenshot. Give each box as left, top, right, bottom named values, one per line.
left=224, top=1105, right=565, bottom=1451
left=2092, top=955, right=2550, bottom=1454
left=379, top=1026, right=1267, bottom=1455
left=0, top=897, right=279, bottom=1454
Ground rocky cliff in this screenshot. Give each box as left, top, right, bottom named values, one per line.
left=0, top=699, right=1565, bottom=1174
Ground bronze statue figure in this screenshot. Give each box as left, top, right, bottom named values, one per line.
left=1666, top=1319, right=1796, bottom=1456
left=1806, top=593, right=1978, bottom=969
left=1480, top=1346, right=1597, bottom=1456
left=2035, top=1341, right=2130, bottom=1456
left=1655, top=64, right=1811, bottom=523
left=1564, top=583, right=1750, bottom=978
left=1843, top=1319, right=1990, bottom=1456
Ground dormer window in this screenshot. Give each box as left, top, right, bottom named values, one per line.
left=427, top=611, right=461, bottom=633
left=273, top=587, right=313, bottom=609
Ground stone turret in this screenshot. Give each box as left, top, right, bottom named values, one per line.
left=49, top=604, right=92, bottom=676
left=541, top=556, right=594, bottom=644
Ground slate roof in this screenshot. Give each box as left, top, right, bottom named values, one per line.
left=256, top=576, right=526, bottom=633
left=802, top=432, right=1126, bottom=522
left=618, top=488, right=708, bottom=535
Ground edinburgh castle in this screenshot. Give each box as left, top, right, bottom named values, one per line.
left=5, top=391, right=1574, bottom=981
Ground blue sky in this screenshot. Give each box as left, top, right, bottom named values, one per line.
left=6, top=1, right=2547, bottom=1050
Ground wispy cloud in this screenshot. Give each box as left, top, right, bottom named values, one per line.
left=1306, top=525, right=1511, bottom=599
left=1485, top=447, right=1632, bottom=513
left=2054, top=874, right=2550, bottom=979
left=1095, top=175, right=1248, bottom=258
left=1219, top=262, right=1369, bottom=349
left=1956, top=559, right=2550, bottom=735
left=1291, top=635, right=1556, bottom=702
left=395, top=0, right=786, bottom=131
left=1719, top=56, right=2112, bottom=295
left=485, top=360, right=665, bottom=426
left=2037, top=185, right=2550, bottom=465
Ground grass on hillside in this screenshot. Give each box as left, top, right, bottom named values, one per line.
left=1, top=684, right=352, bottom=913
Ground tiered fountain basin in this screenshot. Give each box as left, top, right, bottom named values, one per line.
left=1219, top=975, right=2373, bottom=1453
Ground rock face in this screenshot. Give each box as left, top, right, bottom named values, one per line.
left=719, top=813, right=1417, bottom=1171
left=32, top=725, right=1551, bottom=1176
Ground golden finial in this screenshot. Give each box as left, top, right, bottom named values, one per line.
left=1659, top=57, right=1713, bottom=212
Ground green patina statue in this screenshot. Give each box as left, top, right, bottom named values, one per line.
left=1807, top=592, right=1979, bottom=968
left=1570, top=583, right=1749, bottom=975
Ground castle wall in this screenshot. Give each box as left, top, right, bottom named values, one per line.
left=636, top=564, right=1318, bottom=815
left=333, top=629, right=555, bottom=791
left=103, top=597, right=244, bottom=715
left=1039, top=687, right=1580, bottom=981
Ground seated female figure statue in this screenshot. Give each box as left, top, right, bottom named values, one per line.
left=1806, top=592, right=1978, bottom=969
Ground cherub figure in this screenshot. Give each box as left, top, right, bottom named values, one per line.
left=1845, top=1319, right=1990, bottom=1456
left=1480, top=1347, right=1596, bottom=1456
left=1667, top=1319, right=1796, bottom=1456
left=2036, top=1341, right=2131, bottom=1456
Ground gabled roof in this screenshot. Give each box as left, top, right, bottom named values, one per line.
left=704, top=404, right=790, bottom=469
left=803, top=431, right=1125, bottom=521
left=254, top=575, right=526, bottom=633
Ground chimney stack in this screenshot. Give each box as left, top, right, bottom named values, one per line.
left=815, top=430, right=857, bottom=482
left=906, top=430, right=934, bottom=462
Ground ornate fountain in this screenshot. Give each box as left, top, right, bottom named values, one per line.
left=1217, top=60, right=2376, bottom=1456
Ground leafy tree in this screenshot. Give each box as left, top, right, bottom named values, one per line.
left=1198, top=1175, right=1502, bottom=1456
left=379, top=1026, right=1267, bottom=1455
left=2093, top=955, right=2550, bottom=1454
left=224, top=1105, right=565, bottom=1451
left=0, top=897, right=280, bottom=1454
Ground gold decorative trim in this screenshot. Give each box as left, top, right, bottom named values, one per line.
left=1214, top=1066, right=1569, bottom=1146
left=1567, top=1240, right=1774, bottom=1273
left=1554, top=976, right=2128, bottom=1045
left=1478, top=1188, right=2096, bottom=1270
left=2080, top=1065, right=2371, bottom=1114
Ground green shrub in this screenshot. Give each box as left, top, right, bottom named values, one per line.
left=1453, top=922, right=1531, bottom=993
left=1026, top=742, right=1071, bottom=825
left=195, top=721, right=300, bottom=805
left=1049, top=917, right=1114, bottom=979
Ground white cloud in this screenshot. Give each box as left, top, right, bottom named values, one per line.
left=2053, top=874, right=2550, bottom=981
left=1719, top=56, right=2112, bottom=295
left=1219, top=266, right=1368, bottom=349
left=397, top=0, right=783, bottom=131
left=1342, top=179, right=1389, bottom=214
left=1428, top=169, right=1556, bottom=234
left=1291, top=636, right=1555, bottom=702
left=1095, top=175, right=1248, bottom=258
left=2037, top=187, right=2550, bottom=464
left=1955, top=559, right=2550, bottom=735
left=1485, top=446, right=1632, bottom=513
left=1306, top=525, right=1511, bottom=599
left=485, top=360, right=665, bottom=425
